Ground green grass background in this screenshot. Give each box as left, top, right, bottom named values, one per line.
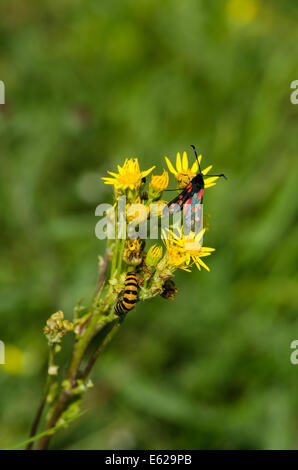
left=1, top=0, right=298, bottom=450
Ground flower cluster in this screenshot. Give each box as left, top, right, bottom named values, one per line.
left=101, top=150, right=221, bottom=304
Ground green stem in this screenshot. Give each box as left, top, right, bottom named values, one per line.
left=111, top=203, right=119, bottom=277
left=11, top=411, right=87, bottom=450
left=80, top=317, right=123, bottom=380
left=36, top=308, right=117, bottom=450
left=67, top=314, right=100, bottom=381
left=117, top=239, right=126, bottom=276
left=26, top=347, right=54, bottom=450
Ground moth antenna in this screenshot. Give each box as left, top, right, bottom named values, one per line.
left=190, top=144, right=201, bottom=173
left=203, top=173, right=227, bottom=180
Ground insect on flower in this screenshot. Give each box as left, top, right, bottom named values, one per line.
left=114, top=272, right=139, bottom=315
left=164, top=145, right=227, bottom=231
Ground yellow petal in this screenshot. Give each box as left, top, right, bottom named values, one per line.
left=107, top=171, right=118, bottom=177
left=176, top=152, right=182, bottom=172
left=197, top=257, right=210, bottom=271
left=201, top=246, right=215, bottom=253
left=205, top=182, right=216, bottom=189
left=182, top=151, right=188, bottom=170
left=101, top=177, right=115, bottom=182
left=191, top=154, right=202, bottom=173
left=181, top=266, right=192, bottom=272
left=142, top=165, right=156, bottom=177
left=165, top=157, right=177, bottom=175
left=194, top=228, right=205, bottom=242
left=194, top=260, right=201, bottom=271
left=204, top=176, right=219, bottom=184
left=191, top=160, right=199, bottom=173
left=202, top=165, right=212, bottom=175
left=134, top=159, right=140, bottom=172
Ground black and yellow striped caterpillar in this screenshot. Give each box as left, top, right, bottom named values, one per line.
left=114, top=272, right=139, bottom=316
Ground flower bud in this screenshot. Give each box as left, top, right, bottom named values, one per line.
left=149, top=170, right=169, bottom=200
left=44, top=311, right=73, bottom=344
left=146, top=244, right=163, bottom=268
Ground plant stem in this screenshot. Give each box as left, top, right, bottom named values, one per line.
left=36, top=388, right=71, bottom=450
left=93, top=250, right=110, bottom=300
left=111, top=203, right=119, bottom=276
left=11, top=411, right=87, bottom=450
left=32, top=209, right=127, bottom=450
left=26, top=347, right=54, bottom=450
left=36, top=308, right=117, bottom=450
left=80, top=318, right=122, bottom=381
left=117, top=238, right=126, bottom=276
left=26, top=378, right=50, bottom=450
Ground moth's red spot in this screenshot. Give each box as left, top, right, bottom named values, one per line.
left=183, top=198, right=192, bottom=215
left=198, top=189, right=204, bottom=198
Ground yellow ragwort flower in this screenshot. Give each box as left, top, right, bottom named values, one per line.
left=170, top=227, right=215, bottom=272
left=165, top=151, right=219, bottom=189
left=163, top=242, right=191, bottom=272
left=102, top=158, right=155, bottom=192
left=150, top=170, right=169, bottom=193
left=162, top=232, right=191, bottom=272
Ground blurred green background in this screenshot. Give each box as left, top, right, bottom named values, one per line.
left=1, top=0, right=298, bottom=450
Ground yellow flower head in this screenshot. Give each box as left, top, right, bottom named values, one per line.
left=102, top=158, right=155, bottom=192
left=164, top=243, right=191, bottom=272
left=165, top=151, right=219, bottom=189
left=162, top=231, right=191, bottom=272
left=146, top=244, right=163, bottom=267
left=150, top=170, right=169, bottom=193
left=170, top=227, right=215, bottom=272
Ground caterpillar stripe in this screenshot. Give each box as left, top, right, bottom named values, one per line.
left=114, top=273, right=139, bottom=316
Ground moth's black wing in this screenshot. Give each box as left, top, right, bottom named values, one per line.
left=164, top=184, right=195, bottom=215
left=163, top=177, right=204, bottom=235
